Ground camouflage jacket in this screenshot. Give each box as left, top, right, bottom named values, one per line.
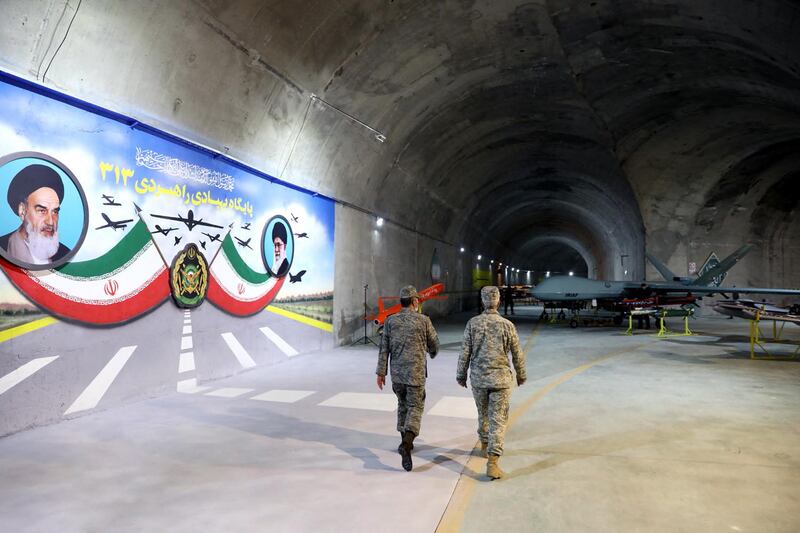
left=457, top=309, right=525, bottom=388
left=377, top=308, right=439, bottom=386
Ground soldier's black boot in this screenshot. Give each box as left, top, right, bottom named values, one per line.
left=397, top=434, right=414, bottom=454
left=399, top=431, right=414, bottom=471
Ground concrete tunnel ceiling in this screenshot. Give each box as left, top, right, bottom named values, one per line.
left=204, top=0, right=796, bottom=282
left=12, top=0, right=797, bottom=285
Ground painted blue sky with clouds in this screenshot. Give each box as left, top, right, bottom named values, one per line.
left=0, top=79, right=334, bottom=304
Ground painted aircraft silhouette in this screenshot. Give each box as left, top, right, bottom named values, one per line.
left=532, top=245, right=800, bottom=312
left=294, top=232, right=308, bottom=238
left=200, top=241, right=206, bottom=250
left=174, top=236, right=182, bottom=246
left=101, top=194, right=121, bottom=206
left=289, top=270, right=306, bottom=283
left=95, top=213, right=133, bottom=231
left=241, top=222, right=251, bottom=231
left=152, top=210, right=223, bottom=231
left=235, top=237, right=252, bottom=249
left=290, top=213, right=299, bottom=223
left=368, top=283, right=446, bottom=327
left=152, top=224, right=178, bottom=236
left=202, top=232, right=221, bottom=242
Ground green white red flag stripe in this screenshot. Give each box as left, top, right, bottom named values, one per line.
left=0, top=221, right=169, bottom=324
left=207, top=234, right=285, bottom=315
left=0, top=222, right=286, bottom=322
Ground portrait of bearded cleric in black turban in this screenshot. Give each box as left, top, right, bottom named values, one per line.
left=262, top=215, right=293, bottom=278
left=0, top=153, right=88, bottom=270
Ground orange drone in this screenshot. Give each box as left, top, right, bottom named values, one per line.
left=368, top=283, right=446, bottom=326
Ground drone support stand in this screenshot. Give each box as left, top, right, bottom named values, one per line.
left=351, top=284, right=378, bottom=347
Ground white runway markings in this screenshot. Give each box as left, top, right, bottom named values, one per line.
left=181, top=336, right=193, bottom=351
left=177, top=378, right=210, bottom=394
left=178, top=352, right=195, bottom=373
left=260, top=326, right=299, bottom=357
left=64, top=346, right=137, bottom=415
left=205, top=387, right=254, bottom=398
left=319, top=392, right=397, bottom=412
left=251, top=390, right=315, bottom=403
left=221, top=332, right=256, bottom=368
left=177, top=310, right=200, bottom=392
left=0, top=356, right=59, bottom=396
left=427, top=396, right=478, bottom=419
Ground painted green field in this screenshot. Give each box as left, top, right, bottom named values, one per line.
left=0, top=314, right=47, bottom=333
left=273, top=299, right=333, bottom=324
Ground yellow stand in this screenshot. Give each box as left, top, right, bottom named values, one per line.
left=749, top=311, right=800, bottom=360
left=656, top=315, right=693, bottom=337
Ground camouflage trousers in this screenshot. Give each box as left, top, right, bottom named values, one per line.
left=392, top=382, right=426, bottom=436
left=472, top=387, right=511, bottom=456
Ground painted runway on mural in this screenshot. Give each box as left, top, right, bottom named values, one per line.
left=0, top=304, right=474, bottom=437
left=0, top=303, right=334, bottom=436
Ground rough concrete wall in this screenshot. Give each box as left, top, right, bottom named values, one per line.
left=333, top=205, right=468, bottom=344
left=1, top=0, right=796, bottom=320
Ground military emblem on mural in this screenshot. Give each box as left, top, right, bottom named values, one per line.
left=0, top=77, right=335, bottom=326
left=170, top=243, right=209, bottom=308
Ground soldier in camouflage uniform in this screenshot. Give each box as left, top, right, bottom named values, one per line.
left=376, top=285, right=440, bottom=471
left=457, top=285, right=526, bottom=479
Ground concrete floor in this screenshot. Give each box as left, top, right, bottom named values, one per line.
left=1, top=306, right=798, bottom=532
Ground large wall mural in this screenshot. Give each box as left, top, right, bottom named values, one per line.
left=0, top=77, right=335, bottom=329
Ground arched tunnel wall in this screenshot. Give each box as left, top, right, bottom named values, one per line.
left=1, top=0, right=799, bottom=435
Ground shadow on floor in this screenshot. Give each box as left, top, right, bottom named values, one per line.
left=184, top=405, right=475, bottom=475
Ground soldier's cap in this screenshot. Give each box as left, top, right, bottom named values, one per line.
left=7, top=164, right=64, bottom=211
left=481, top=285, right=500, bottom=307
left=400, top=285, right=419, bottom=299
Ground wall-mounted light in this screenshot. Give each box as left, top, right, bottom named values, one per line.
left=569, top=271, right=574, bottom=276
left=477, top=254, right=482, bottom=260
left=376, top=217, right=384, bottom=227
left=490, top=260, right=494, bottom=264
left=546, top=271, right=551, bottom=277
left=460, top=247, right=465, bottom=253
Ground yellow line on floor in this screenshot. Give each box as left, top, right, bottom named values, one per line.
left=265, top=305, right=333, bottom=332
left=435, top=334, right=647, bottom=533
left=0, top=317, right=58, bottom=344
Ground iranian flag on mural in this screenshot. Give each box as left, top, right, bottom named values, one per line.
left=208, top=234, right=285, bottom=316
left=0, top=221, right=169, bottom=324
left=0, top=217, right=285, bottom=324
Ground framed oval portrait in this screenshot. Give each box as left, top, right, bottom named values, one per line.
left=262, top=215, right=294, bottom=278
left=0, top=152, right=89, bottom=270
